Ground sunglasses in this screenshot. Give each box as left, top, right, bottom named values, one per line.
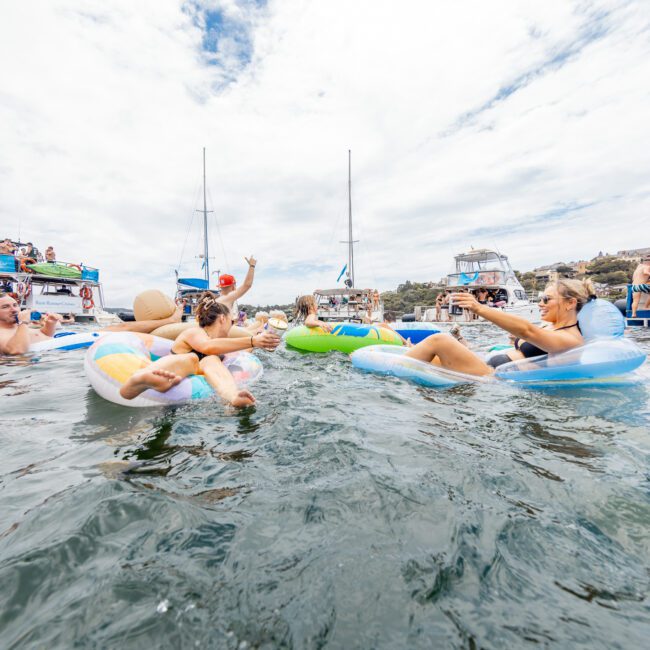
left=539, top=295, right=554, bottom=304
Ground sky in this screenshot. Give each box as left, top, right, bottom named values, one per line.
left=1, top=0, right=649, bottom=307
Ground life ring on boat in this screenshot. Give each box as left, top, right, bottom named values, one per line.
left=285, top=322, right=403, bottom=353
left=84, top=332, right=263, bottom=407
left=68, top=264, right=82, bottom=273
left=82, top=297, right=95, bottom=310
left=20, top=258, right=36, bottom=273
left=80, top=285, right=92, bottom=299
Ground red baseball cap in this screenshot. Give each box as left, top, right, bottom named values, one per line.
left=219, top=274, right=235, bottom=287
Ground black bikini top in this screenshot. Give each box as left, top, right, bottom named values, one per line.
left=514, top=323, right=579, bottom=358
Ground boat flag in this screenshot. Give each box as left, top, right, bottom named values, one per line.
left=337, top=264, right=347, bottom=282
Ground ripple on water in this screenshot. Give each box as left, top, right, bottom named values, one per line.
left=0, top=330, right=649, bottom=647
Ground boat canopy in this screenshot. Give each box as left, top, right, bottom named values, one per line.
left=177, top=277, right=209, bottom=290
left=314, top=288, right=374, bottom=297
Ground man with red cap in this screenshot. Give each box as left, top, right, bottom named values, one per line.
left=216, top=255, right=257, bottom=328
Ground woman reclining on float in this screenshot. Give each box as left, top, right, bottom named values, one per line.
left=119, top=292, right=280, bottom=407
left=405, top=279, right=593, bottom=376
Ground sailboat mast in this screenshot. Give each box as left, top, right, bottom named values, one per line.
left=202, top=147, right=209, bottom=284
left=348, top=149, right=355, bottom=288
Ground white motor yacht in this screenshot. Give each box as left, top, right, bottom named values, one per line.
left=416, top=248, right=539, bottom=324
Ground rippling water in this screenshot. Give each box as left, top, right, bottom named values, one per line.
left=1, top=326, right=650, bottom=648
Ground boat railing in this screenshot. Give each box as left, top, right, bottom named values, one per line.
left=447, top=270, right=507, bottom=286
left=0, top=255, right=100, bottom=283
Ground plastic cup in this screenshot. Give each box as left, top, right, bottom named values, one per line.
left=265, top=317, right=288, bottom=337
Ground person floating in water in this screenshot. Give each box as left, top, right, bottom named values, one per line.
left=119, top=292, right=280, bottom=407
left=631, top=254, right=650, bottom=317
left=0, top=293, right=62, bottom=355
left=405, top=279, right=593, bottom=376
left=294, top=295, right=333, bottom=331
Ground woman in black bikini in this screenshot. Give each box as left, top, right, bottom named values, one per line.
left=404, top=279, right=593, bottom=377
left=120, top=293, right=280, bottom=407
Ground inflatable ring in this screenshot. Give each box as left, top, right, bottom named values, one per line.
left=352, top=338, right=647, bottom=388
left=285, top=322, right=403, bottom=353
left=82, top=297, right=95, bottom=310
left=80, top=285, right=92, bottom=299
left=30, top=331, right=103, bottom=352
left=68, top=264, right=82, bottom=272
left=20, top=258, right=36, bottom=273
left=393, top=322, right=441, bottom=345
left=84, top=332, right=263, bottom=407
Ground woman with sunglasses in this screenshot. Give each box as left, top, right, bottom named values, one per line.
left=404, top=278, right=595, bottom=376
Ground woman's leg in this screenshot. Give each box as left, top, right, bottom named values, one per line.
left=199, top=356, right=255, bottom=407
left=120, top=353, right=199, bottom=399
left=405, top=333, right=492, bottom=376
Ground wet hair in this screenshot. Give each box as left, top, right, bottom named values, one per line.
left=295, top=295, right=317, bottom=321
left=384, top=311, right=396, bottom=322
left=195, top=291, right=230, bottom=327
left=549, top=278, right=596, bottom=312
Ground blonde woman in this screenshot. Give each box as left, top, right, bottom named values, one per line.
left=405, top=279, right=594, bottom=376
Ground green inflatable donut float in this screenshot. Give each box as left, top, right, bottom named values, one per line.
left=285, top=323, right=403, bottom=353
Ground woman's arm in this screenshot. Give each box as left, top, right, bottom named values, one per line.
left=185, top=329, right=279, bottom=354
left=304, top=313, right=332, bottom=332
left=452, top=293, right=580, bottom=354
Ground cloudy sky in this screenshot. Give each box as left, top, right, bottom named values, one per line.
left=1, top=0, right=649, bottom=306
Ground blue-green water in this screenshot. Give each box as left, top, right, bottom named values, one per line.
left=1, top=326, right=650, bottom=649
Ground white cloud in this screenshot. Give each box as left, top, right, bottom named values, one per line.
left=1, top=0, right=649, bottom=307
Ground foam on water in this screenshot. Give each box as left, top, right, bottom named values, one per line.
left=1, top=325, right=649, bottom=648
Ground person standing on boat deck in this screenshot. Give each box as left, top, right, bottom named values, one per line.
left=216, top=256, right=257, bottom=325
left=45, top=246, right=56, bottom=262
left=0, top=293, right=62, bottom=355
left=631, top=254, right=650, bottom=317
left=404, top=278, right=593, bottom=376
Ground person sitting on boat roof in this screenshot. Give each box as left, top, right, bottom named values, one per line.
left=120, top=291, right=280, bottom=408
left=45, top=246, right=56, bottom=263
left=216, top=255, right=256, bottom=322
left=0, top=238, right=16, bottom=255
left=295, top=296, right=333, bottom=332
left=404, top=278, right=593, bottom=376
left=19, top=242, right=35, bottom=260
left=0, top=292, right=62, bottom=355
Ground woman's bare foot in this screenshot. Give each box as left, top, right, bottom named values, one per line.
left=120, top=368, right=182, bottom=400
left=230, top=390, right=256, bottom=408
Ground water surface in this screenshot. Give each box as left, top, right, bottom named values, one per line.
left=1, top=326, right=649, bottom=648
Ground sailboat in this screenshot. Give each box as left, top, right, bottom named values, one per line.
left=174, top=147, right=217, bottom=317
left=313, top=150, right=383, bottom=323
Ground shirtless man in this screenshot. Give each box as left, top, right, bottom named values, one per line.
left=631, top=255, right=650, bottom=317
left=0, top=293, right=62, bottom=355
left=0, top=239, right=16, bottom=255
left=216, top=256, right=256, bottom=335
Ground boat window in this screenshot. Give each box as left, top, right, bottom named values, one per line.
left=514, top=290, right=527, bottom=300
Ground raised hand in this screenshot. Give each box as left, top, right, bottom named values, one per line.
left=245, top=255, right=257, bottom=268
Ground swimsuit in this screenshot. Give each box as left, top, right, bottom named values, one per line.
left=487, top=323, right=579, bottom=368
left=631, top=284, right=650, bottom=293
